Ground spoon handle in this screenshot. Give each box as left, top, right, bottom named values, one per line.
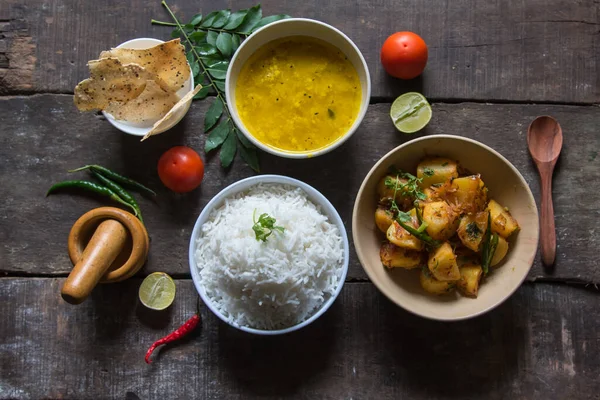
left=539, top=164, right=556, bottom=266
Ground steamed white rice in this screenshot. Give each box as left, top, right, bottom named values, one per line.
left=195, top=183, right=344, bottom=330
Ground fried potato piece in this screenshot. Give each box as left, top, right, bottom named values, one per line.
left=487, top=199, right=520, bottom=238
left=491, top=235, right=509, bottom=266
left=375, top=207, right=394, bottom=233
left=104, top=80, right=179, bottom=123
left=457, top=263, right=483, bottom=297
left=142, top=84, right=202, bottom=141
left=422, top=201, right=459, bottom=241
left=380, top=243, right=424, bottom=269
left=427, top=242, right=460, bottom=281
left=417, top=157, right=459, bottom=188
left=420, top=267, right=456, bottom=295
left=100, top=39, right=190, bottom=93
left=74, top=58, right=157, bottom=111
left=457, top=211, right=489, bottom=252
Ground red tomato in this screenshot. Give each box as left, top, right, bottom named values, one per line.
left=157, top=146, right=205, bottom=193
left=380, top=32, right=428, bottom=80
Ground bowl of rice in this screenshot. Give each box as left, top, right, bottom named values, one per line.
left=189, top=175, right=349, bottom=335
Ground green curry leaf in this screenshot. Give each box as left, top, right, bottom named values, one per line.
left=189, top=13, right=203, bottom=26
left=216, top=32, right=233, bottom=57
left=193, top=85, right=211, bottom=100
left=206, top=30, right=218, bottom=46
left=251, top=15, right=291, bottom=32
left=205, top=120, right=231, bottom=153
left=189, top=31, right=207, bottom=43
left=239, top=144, right=260, bottom=172
left=235, top=129, right=257, bottom=149
left=211, top=9, right=231, bottom=28
left=236, top=5, right=262, bottom=33
left=231, top=34, right=242, bottom=52
left=223, top=10, right=248, bottom=30
left=204, top=98, right=223, bottom=132
left=195, top=43, right=218, bottom=56
left=199, top=11, right=219, bottom=28
left=220, top=129, right=237, bottom=168
left=207, top=61, right=229, bottom=79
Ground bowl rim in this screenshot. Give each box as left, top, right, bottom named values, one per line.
left=188, top=174, right=350, bottom=335
left=102, top=37, right=194, bottom=136
left=352, top=134, right=540, bottom=321
left=225, top=18, right=371, bottom=159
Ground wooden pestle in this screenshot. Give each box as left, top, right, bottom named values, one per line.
left=61, top=219, right=128, bottom=304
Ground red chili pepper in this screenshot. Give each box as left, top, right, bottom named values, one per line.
left=145, top=313, right=201, bottom=364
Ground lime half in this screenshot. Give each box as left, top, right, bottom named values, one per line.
left=139, top=272, right=176, bottom=310
left=390, top=92, right=432, bottom=133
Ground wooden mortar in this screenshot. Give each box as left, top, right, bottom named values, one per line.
left=62, top=207, right=149, bottom=304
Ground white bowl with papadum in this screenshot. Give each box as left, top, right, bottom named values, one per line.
left=74, top=38, right=201, bottom=139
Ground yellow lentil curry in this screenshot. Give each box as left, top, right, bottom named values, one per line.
left=235, top=36, right=362, bottom=153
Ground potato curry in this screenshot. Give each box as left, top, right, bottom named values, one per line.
left=375, top=157, right=520, bottom=298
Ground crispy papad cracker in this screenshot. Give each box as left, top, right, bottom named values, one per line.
left=74, top=58, right=157, bottom=111
left=104, top=80, right=179, bottom=123
left=100, top=39, right=190, bottom=93
left=141, top=84, right=202, bottom=141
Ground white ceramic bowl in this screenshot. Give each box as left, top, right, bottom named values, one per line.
left=225, top=18, right=371, bottom=158
left=189, top=175, right=350, bottom=335
left=102, top=38, right=194, bottom=136
left=352, top=135, right=540, bottom=321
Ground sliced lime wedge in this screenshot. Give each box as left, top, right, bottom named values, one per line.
left=139, top=272, right=176, bottom=311
left=390, top=92, right=432, bottom=133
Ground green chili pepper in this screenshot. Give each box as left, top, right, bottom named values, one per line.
left=481, top=213, right=499, bottom=275
left=69, top=165, right=156, bottom=197
left=396, top=218, right=440, bottom=249
left=414, top=203, right=424, bottom=224
left=46, top=180, right=138, bottom=216
left=91, top=171, right=143, bottom=223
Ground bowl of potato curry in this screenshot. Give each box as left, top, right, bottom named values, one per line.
left=352, top=135, right=539, bottom=321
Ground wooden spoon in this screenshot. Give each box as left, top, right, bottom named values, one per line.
left=527, top=116, right=563, bottom=266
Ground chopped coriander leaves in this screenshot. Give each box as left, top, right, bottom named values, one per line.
left=397, top=211, right=413, bottom=223
left=423, top=167, right=435, bottom=177
left=466, top=221, right=482, bottom=238
left=252, top=210, right=285, bottom=242
left=384, top=172, right=427, bottom=201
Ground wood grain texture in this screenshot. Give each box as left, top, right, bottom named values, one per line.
left=0, top=0, right=598, bottom=102
left=0, top=278, right=598, bottom=399
left=1, top=95, right=599, bottom=282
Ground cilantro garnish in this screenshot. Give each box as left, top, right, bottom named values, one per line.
left=423, top=167, right=435, bottom=177
left=252, top=210, right=285, bottom=242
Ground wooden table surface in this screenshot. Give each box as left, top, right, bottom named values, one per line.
left=1, top=1, right=599, bottom=399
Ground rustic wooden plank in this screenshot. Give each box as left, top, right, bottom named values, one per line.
left=0, top=0, right=598, bottom=102
left=1, top=95, right=599, bottom=282
left=0, top=278, right=598, bottom=399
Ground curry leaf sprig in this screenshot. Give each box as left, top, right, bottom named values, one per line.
left=152, top=2, right=290, bottom=172
left=252, top=210, right=285, bottom=242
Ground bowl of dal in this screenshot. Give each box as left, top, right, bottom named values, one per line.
left=226, top=18, right=371, bottom=158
